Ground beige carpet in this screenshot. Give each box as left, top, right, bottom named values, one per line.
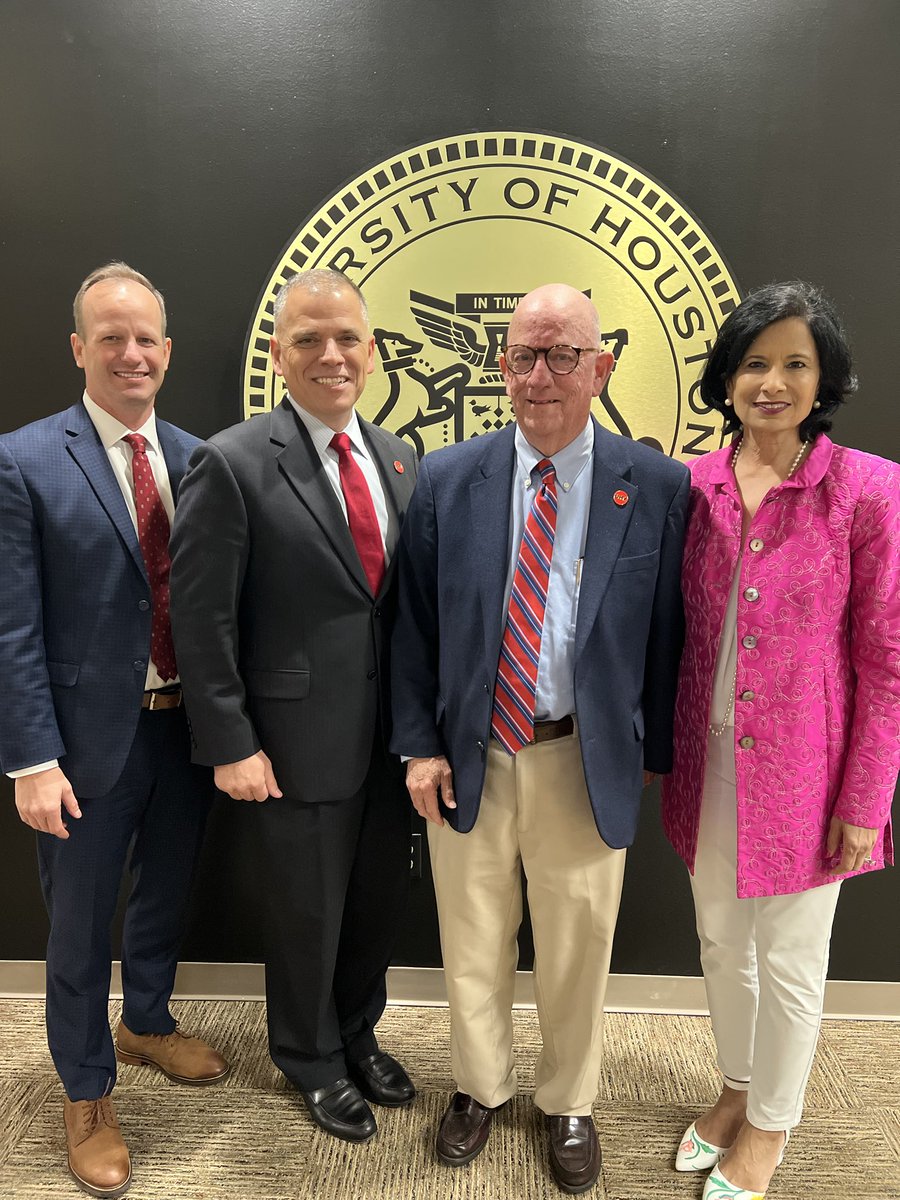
left=0, top=999, right=897, bottom=1198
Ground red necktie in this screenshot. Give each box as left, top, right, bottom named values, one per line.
left=329, top=432, right=386, bottom=595
left=491, top=458, right=558, bottom=755
left=124, top=433, right=177, bottom=681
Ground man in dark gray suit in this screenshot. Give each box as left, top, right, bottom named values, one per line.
left=170, top=269, right=417, bottom=1144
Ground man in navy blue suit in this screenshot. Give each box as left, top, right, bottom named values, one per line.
left=0, top=263, right=228, bottom=1199
left=391, top=284, right=689, bottom=1194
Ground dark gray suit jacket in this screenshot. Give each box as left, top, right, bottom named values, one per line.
left=170, top=399, right=417, bottom=802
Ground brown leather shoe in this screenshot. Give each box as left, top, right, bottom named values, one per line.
left=115, top=1020, right=230, bottom=1085
left=64, top=1097, right=132, bottom=1198
left=547, top=1115, right=602, bottom=1194
left=435, top=1091, right=503, bottom=1166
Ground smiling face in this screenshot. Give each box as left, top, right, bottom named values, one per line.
left=727, top=316, right=820, bottom=444
left=70, top=279, right=171, bottom=426
left=271, top=284, right=375, bottom=431
left=501, top=285, right=614, bottom=457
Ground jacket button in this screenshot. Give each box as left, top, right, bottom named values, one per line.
left=749, top=538, right=764, bottom=552
left=739, top=735, right=755, bottom=749
left=743, top=587, right=759, bottom=602
left=138, top=599, right=150, bottom=611
left=373, top=607, right=382, bottom=618
left=740, top=689, right=755, bottom=701
left=742, top=635, right=757, bottom=649
left=133, top=660, right=146, bottom=672
left=367, top=669, right=376, bottom=680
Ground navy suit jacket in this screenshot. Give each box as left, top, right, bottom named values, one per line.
left=390, top=418, right=690, bottom=848
left=0, top=401, right=199, bottom=796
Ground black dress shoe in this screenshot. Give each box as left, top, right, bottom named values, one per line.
left=349, top=1051, right=416, bottom=1107
left=300, top=1078, right=376, bottom=1143
left=436, top=1091, right=503, bottom=1166
left=547, top=1115, right=602, bottom=1194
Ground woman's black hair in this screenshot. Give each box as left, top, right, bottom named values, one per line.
left=700, top=281, right=857, bottom=441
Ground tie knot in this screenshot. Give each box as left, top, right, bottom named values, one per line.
left=536, top=458, right=556, bottom=486
left=329, top=432, right=352, bottom=456
left=124, top=433, right=147, bottom=455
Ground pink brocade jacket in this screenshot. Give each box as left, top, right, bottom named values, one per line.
left=661, top=436, right=900, bottom=897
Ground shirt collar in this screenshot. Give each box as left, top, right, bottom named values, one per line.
left=287, top=395, right=366, bottom=457
left=514, top=419, right=594, bottom=492
left=708, top=433, right=835, bottom=491
left=83, top=391, right=160, bottom=453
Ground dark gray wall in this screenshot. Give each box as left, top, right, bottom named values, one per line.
left=1, top=0, right=898, bottom=980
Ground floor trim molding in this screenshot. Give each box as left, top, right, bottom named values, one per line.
left=2, top=962, right=897, bottom=1020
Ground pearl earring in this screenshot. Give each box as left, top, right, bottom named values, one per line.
left=724, top=398, right=733, bottom=406
left=813, top=399, right=821, bottom=409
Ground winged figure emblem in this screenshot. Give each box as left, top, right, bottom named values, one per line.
left=409, top=291, right=491, bottom=367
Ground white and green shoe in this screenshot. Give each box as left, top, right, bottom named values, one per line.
left=702, top=1167, right=764, bottom=1199
left=675, top=1121, right=729, bottom=1172
left=701, top=1132, right=788, bottom=1200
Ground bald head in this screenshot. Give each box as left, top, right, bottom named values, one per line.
left=507, top=284, right=601, bottom=348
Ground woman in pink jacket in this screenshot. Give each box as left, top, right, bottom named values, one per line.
left=661, top=281, right=900, bottom=1200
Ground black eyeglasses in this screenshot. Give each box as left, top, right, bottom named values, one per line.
left=503, top=344, right=599, bottom=376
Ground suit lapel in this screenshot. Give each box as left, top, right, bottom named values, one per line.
left=469, top=428, right=516, bottom=668
left=360, top=418, right=415, bottom=597
left=270, top=400, right=372, bottom=596
left=157, top=419, right=191, bottom=499
left=64, top=403, right=147, bottom=582
left=574, top=420, right=636, bottom=660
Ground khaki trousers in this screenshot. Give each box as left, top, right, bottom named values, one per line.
left=428, top=730, right=626, bottom=1116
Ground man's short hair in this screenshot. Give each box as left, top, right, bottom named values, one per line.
left=73, top=262, right=167, bottom=338
left=272, top=268, right=368, bottom=332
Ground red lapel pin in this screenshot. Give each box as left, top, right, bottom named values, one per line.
left=613, top=489, right=629, bottom=506
left=393, top=460, right=405, bottom=474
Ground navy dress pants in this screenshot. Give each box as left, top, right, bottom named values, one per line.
left=37, top=706, right=211, bottom=1101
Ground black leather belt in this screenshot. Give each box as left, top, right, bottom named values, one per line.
left=531, top=715, right=575, bottom=744
left=142, top=687, right=182, bottom=710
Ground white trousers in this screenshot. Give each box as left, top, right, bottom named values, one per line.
left=690, top=731, right=842, bottom=1130
left=428, top=731, right=626, bottom=1116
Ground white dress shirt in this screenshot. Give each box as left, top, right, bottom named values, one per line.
left=9, top=393, right=177, bottom=778
left=287, top=396, right=394, bottom=559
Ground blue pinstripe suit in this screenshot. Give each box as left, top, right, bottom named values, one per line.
left=0, top=401, right=212, bottom=1099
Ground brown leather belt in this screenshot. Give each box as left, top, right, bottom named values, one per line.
left=142, top=688, right=182, bottom=711
left=531, top=714, right=574, bottom=744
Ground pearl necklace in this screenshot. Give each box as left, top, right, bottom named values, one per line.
left=730, top=435, right=810, bottom=477
left=708, top=436, right=811, bottom=736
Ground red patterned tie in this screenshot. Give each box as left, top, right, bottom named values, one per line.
left=124, top=433, right=177, bottom=681
left=491, top=458, right=558, bottom=754
left=329, top=432, right=386, bottom=595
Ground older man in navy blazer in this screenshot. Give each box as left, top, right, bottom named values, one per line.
left=391, top=284, right=689, bottom=1194
left=0, top=263, right=227, bottom=1199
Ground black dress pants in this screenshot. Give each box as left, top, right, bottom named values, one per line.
left=256, top=738, right=411, bottom=1091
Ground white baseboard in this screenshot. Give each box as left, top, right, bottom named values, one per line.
left=1, top=962, right=897, bottom=1020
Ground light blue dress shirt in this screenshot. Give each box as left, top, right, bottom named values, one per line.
left=503, top=422, right=594, bottom=721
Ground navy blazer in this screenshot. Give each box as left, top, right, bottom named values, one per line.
left=0, top=402, right=199, bottom=796
left=390, top=418, right=690, bottom=849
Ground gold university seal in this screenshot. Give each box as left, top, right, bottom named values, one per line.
left=242, top=132, right=740, bottom=459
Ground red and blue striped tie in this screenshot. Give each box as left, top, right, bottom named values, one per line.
left=491, top=458, right=558, bottom=755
